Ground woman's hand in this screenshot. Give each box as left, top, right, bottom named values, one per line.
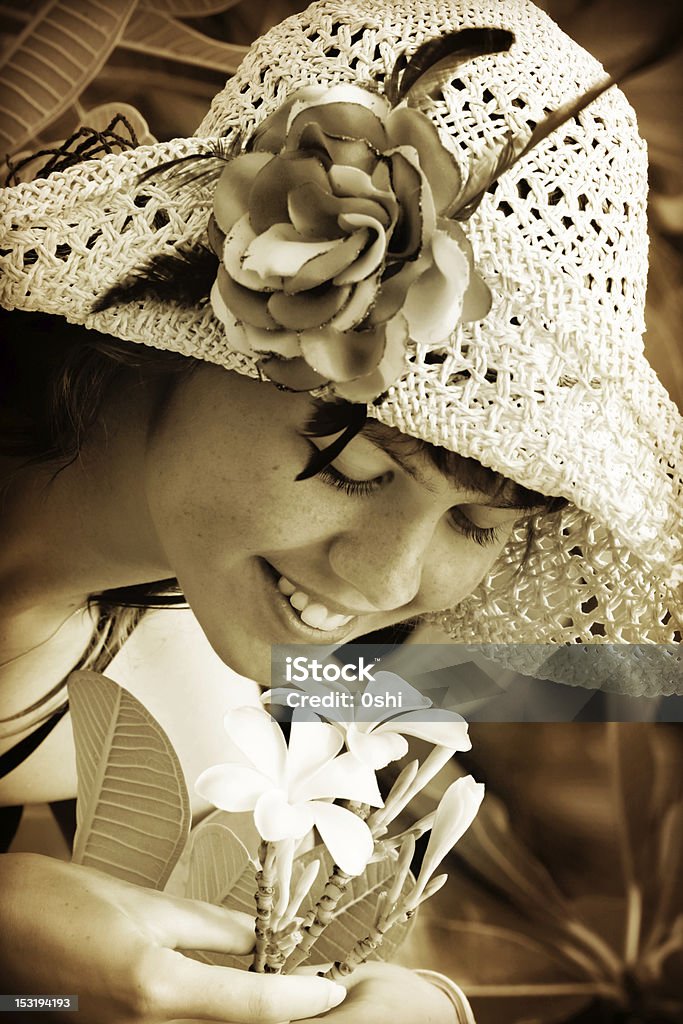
left=0, top=853, right=346, bottom=1023
left=297, top=963, right=457, bottom=1023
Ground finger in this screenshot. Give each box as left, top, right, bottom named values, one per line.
left=118, top=888, right=256, bottom=954
left=158, top=950, right=347, bottom=1023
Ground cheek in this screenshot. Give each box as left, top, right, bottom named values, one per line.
left=145, top=429, right=339, bottom=569
left=416, top=534, right=511, bottom=613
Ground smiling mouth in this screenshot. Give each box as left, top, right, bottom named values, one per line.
left=261, top=560, right=357, bottom=637
left=276, top=574, right=355, bottom=631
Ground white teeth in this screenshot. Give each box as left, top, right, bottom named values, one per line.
left=277, top=576, right=297, bottom=597
left=277, top=576, right=353, bottom=632
left=289, top=590, right=310, bottom=611
left=300, top=603, right=331, bottom=628
left=301, top=604, right=353, bottom=631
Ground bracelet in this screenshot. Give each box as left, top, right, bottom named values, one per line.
left=416, top=970, right=477, bottom=1024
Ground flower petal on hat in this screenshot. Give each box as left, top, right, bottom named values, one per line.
left=443, top=220, right=492, bottom=322
left=207, top=214, right=226, bottom=259
left=385, top=149, right=432, bottom=260
left=369, top=256, right=428, bottom=325
left=299, top=324, right=386, bottom=382
left=252, top=85, right=343, bottom=154
left=288, top=182, right=392, bottom=239
left=285, top=84, right=390, bottom=125
left=329, top=273, right=381, bottom=331
left=310, top=800, right=375, bottom=875
left=328, top=164, right=394, bottom=208
left=251, top=93, right=318, bottom=154
left=287, top=182, right=345, bottom=239
left=258, top=355, right=329, bottom=392
left=243, top=322, right=301, bottom=358
left=385, top=107, right=463, bottom=214
left=195, top=762, right=272, bottom=811
left=213, top=152, right=273, bottom=234
left=296, top=123, right=378, bottom=174
left=268, top=282, right=351, bottom=330
left=347, top=727, right=409, bottom=770
left=332, top=312, right=409, bottom=401
left=254, top=790, right=315, bottom=842
left=223, top=214, right=281, bottom=291
left=287, top=102, right=387, bottom=159
left=460, top=268, right=492, bottom=322
left=298, top=751, right=383, bottom=806
left=249, top=153, right=330, bottom=235
left=244, top=223, right=339, bottom=279
left=285, top=230, right=370, bottom=294
left=216, top=265, right=278, bottom=330
left=334, top=212, right=386, bottom=284
left=403, top=229, right=469, bottom=344
left=209, top=278, right=253, bottom=355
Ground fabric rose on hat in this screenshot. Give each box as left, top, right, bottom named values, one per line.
left=208, top=84, right=491, bottom=401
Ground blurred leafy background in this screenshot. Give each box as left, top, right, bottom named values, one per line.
left=398, top=722, right=683, bottom=1024
left=0, top=0, right=681, bottom=409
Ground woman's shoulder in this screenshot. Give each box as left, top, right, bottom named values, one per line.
left=0, top=607, right=262, bottom=813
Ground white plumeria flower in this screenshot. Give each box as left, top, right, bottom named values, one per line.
left=409, top=775, right=485, bottom=906
left=265, top=670, right=471, bottom=769
left=195, top=705, right=382, bottom=875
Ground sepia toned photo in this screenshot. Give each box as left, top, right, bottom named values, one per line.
left=1, top=1, right=681, bottom=1021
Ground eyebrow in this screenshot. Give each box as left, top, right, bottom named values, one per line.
left=361, top=421, right=547, bottom=510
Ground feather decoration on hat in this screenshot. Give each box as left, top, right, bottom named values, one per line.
left=436, top=22, right=683, bottom=220
left=385, top=27, right=515, bottom=105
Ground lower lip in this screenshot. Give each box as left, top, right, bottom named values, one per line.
left=259, top=559, right=357, bottom=643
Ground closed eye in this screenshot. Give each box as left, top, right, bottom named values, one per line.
left=448, top=507, right=506, bottom=547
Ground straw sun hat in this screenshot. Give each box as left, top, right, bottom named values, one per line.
left=1, top=0, right=681, bottom=694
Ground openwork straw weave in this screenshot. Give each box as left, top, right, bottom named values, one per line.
left=1, top=0, right=681, bottom=694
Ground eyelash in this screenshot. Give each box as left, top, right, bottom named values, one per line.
left=316, top=463, right=385, bottom=497
left=449, top=509, right=504, bottom=548
left=307, top=447, right=504, bottom=548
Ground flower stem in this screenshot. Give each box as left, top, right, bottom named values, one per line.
left=284, top=801, right=370, bottom=971
left=324, top=907, right=416, bottom=979
left=325, top=928, right=386, bottom=979
left=253, top=841, right=277, bottom=973
left=284, top=865, right=354, bottom=970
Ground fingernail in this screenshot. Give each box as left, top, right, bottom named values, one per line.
left=325, top=982, right=346, bottom=1009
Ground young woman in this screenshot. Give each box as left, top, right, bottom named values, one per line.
left=0, top=0, right=681, bottom=1020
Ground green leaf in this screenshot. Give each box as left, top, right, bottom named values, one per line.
left=186, top=821, right=254, bottom=904
left=274, top=845, right=415, bottom=966
left=68, top=669, right=191, bottom=890
left=121, top=10, right=247, bottom=72
left=311, top=853, right=415, bottom=965
left=0, top=0, right=138, bottom=153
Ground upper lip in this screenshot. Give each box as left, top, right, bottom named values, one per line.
left=267, top=562, right=375, bottom=618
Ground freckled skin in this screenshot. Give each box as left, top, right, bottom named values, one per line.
left=142, top=366, right=520, bottom=682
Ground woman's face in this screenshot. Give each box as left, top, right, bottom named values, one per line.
left=143, top=366, right=530, bottom=682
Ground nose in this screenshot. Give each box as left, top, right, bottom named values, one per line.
left=328, top=505, right=436, bottom=612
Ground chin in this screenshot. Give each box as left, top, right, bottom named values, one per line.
left=205, top=622, right=273, bottom=685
